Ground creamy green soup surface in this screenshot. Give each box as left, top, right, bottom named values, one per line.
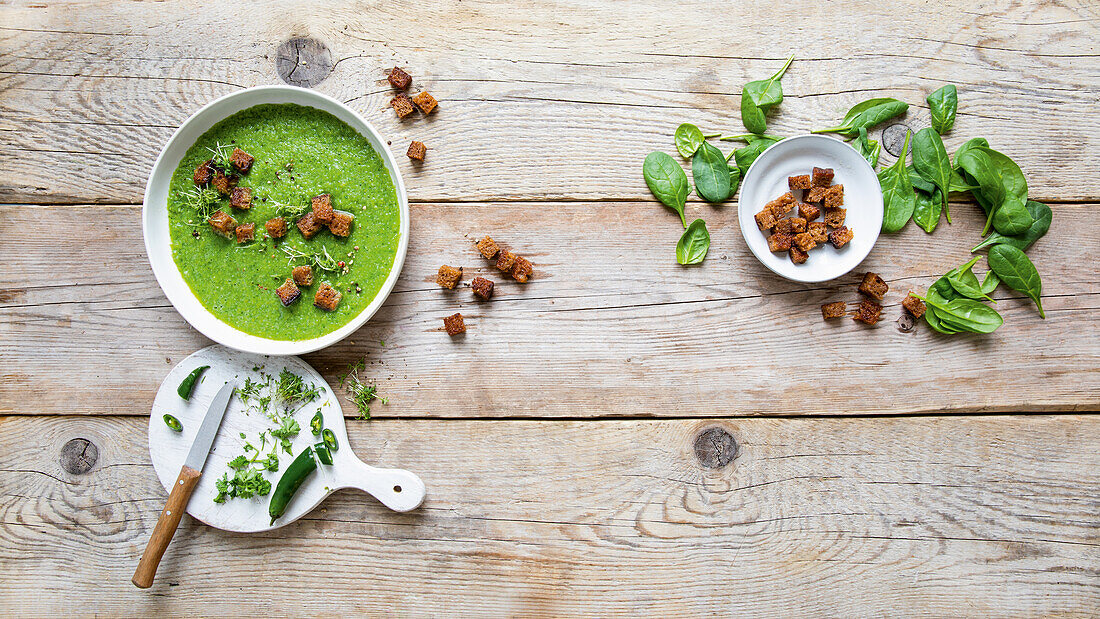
left=167, top=103, right=400, bottom=340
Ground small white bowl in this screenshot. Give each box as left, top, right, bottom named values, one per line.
left=738, top=135, right=882, bottom=283
left=142, top=86, right=409, bottom=356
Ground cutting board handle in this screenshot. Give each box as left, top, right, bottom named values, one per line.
left=132, top=465, right=201, bottom=588
left=335, top=458, right=425, bottom=512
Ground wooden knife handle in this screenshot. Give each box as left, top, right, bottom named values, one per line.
left=132, top=465, right=201, bottom=588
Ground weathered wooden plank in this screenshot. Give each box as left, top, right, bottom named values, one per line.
left=2, top=203, right=1097, bottom=417
left=0, top=414, right=1095, bottom=615
left=1, top=0, right=1098, bottom=203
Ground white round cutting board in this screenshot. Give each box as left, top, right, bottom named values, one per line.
left=149, top=345, right=425, bottom=533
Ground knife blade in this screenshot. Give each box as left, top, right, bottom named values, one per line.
left=133, top=380, right=235, bottom=588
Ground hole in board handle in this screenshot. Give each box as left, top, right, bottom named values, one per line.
left=393, top=485, right=402, bottom=493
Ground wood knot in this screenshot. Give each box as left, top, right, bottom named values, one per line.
left=882, top=123, right=912, bottom=157
left=275, top=38, right=333, bottom=88
left=60, top=438, right=99, bottom=474
left=896, top=312, right=916, bottom=333
left=693, top=427, right=738, bottom=469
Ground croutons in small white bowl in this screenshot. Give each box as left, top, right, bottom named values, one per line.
left=738, top=134, right=883, bottom=283
left=142, top=86, right=409, bottom=355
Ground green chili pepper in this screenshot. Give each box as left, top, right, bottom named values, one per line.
left=322, top=428, right=338, bottom=452
left=177, top=365, right=210, bottom=400
left=163, top=414, right=183, bottom=432
left=314, top=442, right=333, bottom=465
left=268, top=446, right=317, bottom=525
left=310, top=411, right=324, bottom=436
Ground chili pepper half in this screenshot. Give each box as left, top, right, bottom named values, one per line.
left=322, top=428, right=338, bottom=452
left=163, top=414, right=183, bottom=432
left=268, top=446, right=317, bottom=525
left=314, top=441, right=333, bottom=465
left=310, top=411, right=324, bottom=436
left=176, top=365, right=210, bottom=400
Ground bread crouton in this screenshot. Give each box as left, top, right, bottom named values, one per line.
left=391, top=94, right=416, bottom=118
left=235, top=222, right=255, bottom=244
left=793, top=232, right=817, bottom=252
left=511, top=256, right=533, bottom=283
left=437, top=265, right=462, bottom=289
left=477, top=236, right=500, bottom=260
left=208, top=210, right=237, bottom=238
left=798, top=202, right=820, bottom=221
left=265, top=217, right=287, bottom=239
left=276, top=278, right=301, bottom=306
left=754, top=208, right=779, bottom=231
left=230, top=186, right=252, bottom=210
left=314, top=283, right=342, bottom=311
left=443, top=313, right=465, bottom=336
left=311, top=194, right=334, bottom=224
left=853, top=300, right=883, bottom=325
left=821, top=301, right=847, bottom=319
left=903, top=292, right=926, bottom=318
left=412, top=91, right=438, bottom=114
left=774, top=218, right=793, bottom=235
left=328, top=210, right=354, bottom=237
left=828, top=226, right=854, bottom=248
left=229, top=148, right=254, bottom=174
left=211, top=170, right=239, bottom=196
left=789, top=217, right=807, bottom=234
left=858, top=272, right=889, bottom=300
left=407, top=141, right=426, bottom=161
left=812, top=167, right=835, bottom=187
left=808, top=221, right=829, bottom=244
left=495, top=250, right=517, bottom=272
left=805, top=186, right=828, bottom=203
left=193, top=159, right=214, bottom=186
left=824, top=184, right=845, bottom=208
left=766, top=192, right=796, bottom=218
left=296, top=212, right=325, bottom=239
left=292, top=265, right=314, bottom=287
left=788, top=174, right=812, bottom=190
left=823, top=207, right=846, bottom=228
left=767, top=232, right=794, bottom=252
left=471, top=276, right=494, bottom=300
left=789, top=246, right=809, bottom=264
left=388, top=66, right=412, bottom=90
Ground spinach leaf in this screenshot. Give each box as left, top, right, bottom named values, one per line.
left=947, top=257, right=995, bottom=302
left=740, top=55, right=794, bottom=135
left=854, top=126, right=880, bottom=168
left=908, top=165, right=936, bottom=194
left=692, top=142, right=732, bottom=203
left=878, top=130, right=915, bottom=233
left=987, top=244, right=1045, bottom=318
left=972, top=200, right=1052, bottom=252
left=978, top=147, right=1031, bottom=236
left=912, top=128, right=955, bottom=222
left=727, top=163, right=742, bottom=200
left=924, top=277, right=961, bottom=334
left=732, top=137, right=779, bottom=178
left=812, top=97, right=909, bottom=138
left=676, top=219, right=710, bottom=265
left=643, top=151, right=689, bottom=228
left=675, top=123, right=706, bottom=158
left=719, top=133, right=785, bottom=143
left=913, top=186, right=942, bottom=233
left=917, top=293, right=1004, bottom=334
left=927, top=84, right=957, bottom=134
left=980, top=271, right=1000, bottom=295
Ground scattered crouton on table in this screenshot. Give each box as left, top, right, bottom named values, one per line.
left=511, top=256, right=533, bottom=283
left=437, top=265, right=463, bottom=289
left=821, top=301, right=847, bottom=320
left=858, top=272, right=889, bottom=300
left=407, top=141, right=426, bottom=161
left=477, top=236, right=500, bottom=260
left=853, top=300, right=883, bottom=325
left=443, top=313, right=466, bottom=336
left=388, top=66, right=412, bottom=90
left=903, top=293, right=927, bottom=318
left=495, top=251, right=517, bottom=272
left=471, top=276, right=494, bottom=300
left=391, top=94, right=416, bottom=118
left=412, top=91, right=438, bottom=114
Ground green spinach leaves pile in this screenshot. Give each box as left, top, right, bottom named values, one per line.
left=839, top=84, right=1050, bottom=334
left=643, top=56, right=795, bottom=265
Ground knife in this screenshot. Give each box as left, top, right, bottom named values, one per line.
left=132, top=381, right=235, bottom=588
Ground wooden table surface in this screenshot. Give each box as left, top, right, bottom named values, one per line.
left=2, top=1, right=1098, bottom=615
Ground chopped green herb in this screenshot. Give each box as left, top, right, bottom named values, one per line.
left=341, top=360, right=384, bottom=420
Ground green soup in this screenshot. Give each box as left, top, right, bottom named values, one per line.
left=167, top=103, right=401, bottom=341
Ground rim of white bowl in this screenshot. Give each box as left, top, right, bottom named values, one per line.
left=142, top=85, right=409, bottom=355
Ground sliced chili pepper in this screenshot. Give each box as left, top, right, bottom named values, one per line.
left=314, top=441, right=333, bottom=465
left=163, top=414, right=183, bottom=432
left=322, top=428, right=338, bottom=452
left=177, top=365, right=210, bottom=400
left=268, top=446, right=316, bottom=525
left=310, top=411, right=324, bottom=436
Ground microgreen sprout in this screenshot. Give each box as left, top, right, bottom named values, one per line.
left=340, top=360, right=386, bottom=420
